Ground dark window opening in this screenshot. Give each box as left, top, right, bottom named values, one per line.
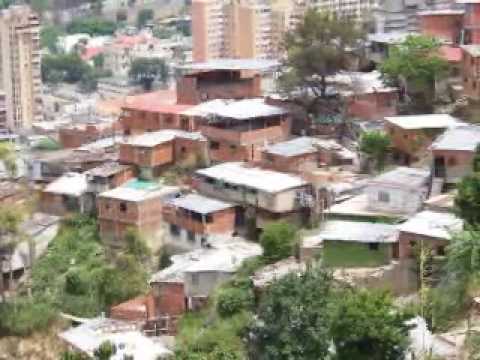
left=170, top=224, right=180, bottom=236
left=119, top=202, right=127, bottom=212
left=187, top=231, right=195, bottom=242
left=210, top=141, right=220, bottom=150
left=368, top=243, right=379, bottom=251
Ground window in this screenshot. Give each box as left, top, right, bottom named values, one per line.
left=206, top=214, right=213, bottom=223
left=210, top=141, right=220, bottom=150
left=119, top=202, right=127, bottom=212
left=230, top=144, right=237, bottom=150
left=105, top=202, right=111, bottom=210
left=368, top=243, right=379, bottom=251
left=191, top=273, right=199, bottom=286
left=187, top=231, right=195, bottom=242
left=378, top=191, right=390, bottom=203
left=170, top=224, right=180, bottom=236
left=437, top=246, right=446, bottom=256
left=181, top=146, right=186, bottom=154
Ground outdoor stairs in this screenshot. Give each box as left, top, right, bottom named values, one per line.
left=430, top=177, right=445, bottom=198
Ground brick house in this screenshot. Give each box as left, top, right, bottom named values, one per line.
left=260, top=136, right=355, bottom=173
left=193, top=162, right=311, bottom=231
left=461, top=1, right=480, bottom=44
left=461, top=44, right=480, bottom=99
left=120, top=103, right=194, bottom=137
left=396, top=210, right=463, bottom=259
left=150, top=240, right=261, bottom=311
left=58, top=119, right=120, bottom=149
left=384, top=114, right=462, bottom=164
left=431, top=125, right=480, bottom=184
left=119, top=130, right=208, bottom=179
left=187, top=98, right=291, bottom=162
left=176, top=59, right=277, bottom=105
left=97, top=179, right=180, bottom=251
left=328, top=71, right=399, bottom=121
left=40, top=173, right=92, bottom=216
left=162, top=193, right=236, bottom=249
left=418, top=9, right=464, bottom=44
left=86, top=162, right=135, bottom=195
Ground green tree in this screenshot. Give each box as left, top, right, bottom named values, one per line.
left=248, top=264, right=333, bottom=359
left=124, top=227, right=151, bottom=262
left=381, top=35, right=449, bottom=112
left=359, top=131, right=391, bottom=172
left=94, top=341, right=116, bottom=360
left=281, top=9, right=364, bottom=98
left=259, top=222, right=298, bottom=263
left=137, top=8, right=154, bottom=28
left=40, top=25, right=63, bottom=53
left=455, top=174, right=480, bottom=225
left=92, top=53, right=104, bottom=69
left=66, top=18, right=116, bottom=36
left=128, top=57, right=169, bottom=91
left=42, top=53, right=92, bottom=83
left=331, top=289, right=412, bottom=360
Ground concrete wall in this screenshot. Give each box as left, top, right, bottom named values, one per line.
left=184, top=270, right=232, bottom=298
left=366, top=184, right=426, bottom=215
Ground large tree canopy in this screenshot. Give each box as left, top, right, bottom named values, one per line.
left=281, top=9, right=364, bottom=98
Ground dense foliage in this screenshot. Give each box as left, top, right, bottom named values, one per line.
left=66, top=18, right=117, bottom=36
left=381, top=35, right=448, bottom=111
left=40, top=25, right=64, bottom=53
left=42, top=53, right=92, bottom=83
left=259, top=222, right=298, bottom=263
left=281, top=9, right=364, bottom=98
left=137, top=9, right=154, bottom=28
left=455, top=174, right=480, bottom=225
left=128, top=57, right=169, bottom=91
left=359, top=131, right=391, bottom=171
left=248, top=265, right=333, bottom=360
left=331, top=290, right=413, bottom=360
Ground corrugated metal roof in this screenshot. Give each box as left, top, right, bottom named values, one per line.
left=179, top=58, right=279, bottom=71
left=168, top=193, right=234, bottom=214
left=397, top=210, right=463, bottom=240
left=44, top=172, right=88, bottom=196
left=385, top=114, right=462, bottom=130
left=370, top=167, right=430, bottom=189
left=431, top=125, right=480, bottom=151
left=122, top=130, right=204, bottom=147
left=304, top=220, right=397, bottom=245
left=196, top=162, right=307, bottom=193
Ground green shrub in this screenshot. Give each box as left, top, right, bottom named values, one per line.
left=260, top=222, right=298, bottom=263
left=216, top=287, right=253, bottom=318
left=0, top=299, right=57, bottom=336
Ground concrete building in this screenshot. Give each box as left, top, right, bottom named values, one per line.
left=313, top=0, right=381, bottom=22
left=431, top=125, right=480, bottom=184
left=365, top=167, right=431, bottom=215
left=191, top=0, right=303, bottom=61
left=0, top=5, right=42, bottom=130
left=162, top=193, right=236, bottom=249
left=150, top=239, right=262, bottom=310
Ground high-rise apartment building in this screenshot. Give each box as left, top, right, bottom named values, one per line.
left=192, top=0, right=305, bottom=61
left=0, top=5, right=42, bottom=130
left=312, top=0, right=380, bottom=22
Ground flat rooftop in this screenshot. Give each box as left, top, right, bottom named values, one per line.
left=431, top=125, right=480, bottom=151
left=122, top=130, right=205, bottom=147
left=182, top=98, right=288, bottom=120
left=303, top=220, right=397, bottom=247
left=168, top=193, right=234, bottom=214
left=179, top=58, right=280, bottom=71
left=397, top=210, right=463, bottom=240
left=196, top=162, right=307, bottom=193
left=99, top=179, right=179, bottom=202
left=44, top=172, right=88, bottom=196
left=384, top=114, right=462, bottom=130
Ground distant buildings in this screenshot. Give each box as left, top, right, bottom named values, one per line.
left=0, top=5, right=42, bottom=130
left=191, top=0, right=305, bottom=61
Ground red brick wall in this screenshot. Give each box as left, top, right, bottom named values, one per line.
left=347, top=92, right=398, bottom=120
left=120, top=111, right=195, bottom=136
left=110, top=168, right=136, bottom=188
left=420, top=14, right=462, bottom=44
left=261, top=152, right=317, bottom=173
left=465, top=4, right=480, bottom=44
left=152, top=282, right=186, bottom=316
left=163, top=206, right=235, bottom=234
left=386, top=123, right=442, bottom=158
left=119, top=142, right=174, bottom=168
left=398, top=231, right=449, bottom=259
left=462, top=52, right=480, bottom=99
left=176, top=72, right=262, bottom=105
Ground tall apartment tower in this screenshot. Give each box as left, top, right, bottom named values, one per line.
left=192, top=0, right=304, bottom=61
left=312, top=0, right=381, bottom=22
left=0, top=5, right=42, bottom=130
